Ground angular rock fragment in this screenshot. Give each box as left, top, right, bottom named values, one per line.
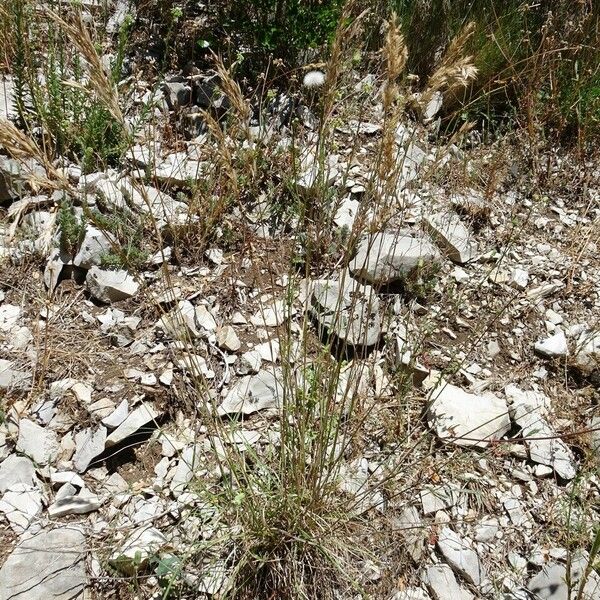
left=72, top=225, right=112, bottom=269
left=0, top=526, right=86, bottom=600
left=0, top=455, right=37, bottom=493
left=218, top=369, right=284, bottom=415
left=424, top=212, right=477, bottom=263
left=0, top=483, right=43, bottom=532
left=105, top=403, right=160, bottom=447
left=73, top=426, right=107, bottom=473
left=427, top=381, right=510, bottom=448
left=436, top=527, right=486, bottom=586
left=48, top=489, right=101, bottom=518
left=571, top=330, right=600, bottom=377
left=421, top=563, right=474, bottom=600
left=16, top=419, right=59, bottom=465
left=534, top=330, right=568, bottom=358
left=86, top=267, right=139, bottom=303
left=110, top=525, right=168, bottom=575
left=216, top=325, right=241, bottom=352
left=349, top=231, right=440, bottom=286
left=527, top=555, right=599, bottom=600
left=310, top=274, right=381, bottom=347
left=506, top=385, right=576, bottom=479
left=0, top=359, right=32, bottom=391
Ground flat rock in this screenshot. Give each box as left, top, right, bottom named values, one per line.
left=16, top=419, right=59, bottom=465
left=110, top=525, right=168, bottom=575
left=0, top=483, right=43, bottom=532
left=349, top=231, right=439, bottom=286
left=428, top=381, right=510, bottom=447
left=310, top=274, right=381, bottom=347
left=0, top=526, right=86, bottom=600
left=218, top=369, right=284, bottom=415
left=0, top=359, right=32, bottom=391
left=73, top=426, right=107, bottom=473
left=86, top=267, right=139, bottom=303
left=535, top=330, right=568, bottom=358
left=424, top=212, right=477, bottom=263
left=421, top=563, right=474, bottom=600
left=105, top=403, right=160, bottom=447
left=395, top=506, right=425, bottom=561
left=0, top=455, right=37, bottom=493
left=506, top=385, right=577, bottom=479
left=72, top=225, right=112, bottom=269
left=436, top=527, right=486, bottom=586
left=0, top=304, right=21, bottom=332
left=527, top=556, right=599, bottom=600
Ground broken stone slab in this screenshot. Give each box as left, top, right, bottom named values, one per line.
left=122, top=181, right=189, bottom=227
left=157, top=300, right=200, bottom=339
left=527, top=554, right=599, bottom=600
left=349, top=231, right=440, bottom=286
left=0, top=358, right=32, bottom=391
left=0, top=455, right=37, bottom=493
left=105, top=403, right=160, bottom=447
left=436, top=527, right=486, bottom=586
left=48, top=490, right=101, bottom=518
left=333, top=195, right=360, bottom=229
left=391, top=587, right=431, bottom=600
left=534, top=330, right=568, bottom=358
left=0, top=304, right=21, bottom=332
left=424, top=212, right=477, bottom=263
left=72, top=225, right=112, bottom=269
left=506, top=385, right=577, bottom=480
left=176, top=354, right=216, bottom=379
left=420, top=484, right=457, bottom=516
left=16, top=419, right=60, bottom=465
left=310, top=274, right=381, bottom=347
left=0, top=483, right=43, bottom=532
left=73, top=426, right=107, bottom=473
left=395, top=506, right=425, bottom=562
left=110, top=525, right=168, bottom=575
left=571, top=330, right=600, bottom=377
left=153, top=151, right=204, bottom=187
left=0, top=526, right=87, bottom=600
left=170, top=445, right=199, bottom=498
left=250, top=298, right=293, bottom=327
left=421, top=563, right=474, bottom=600
left=427, top=381, right=510, bottom=448
left=216, top=325, right=241, bottom=352
left=86, top=267, right=140, bottom=303
left=217, top=369, right=284, bottom=416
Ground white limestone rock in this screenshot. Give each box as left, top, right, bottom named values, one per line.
left=428, top=381, right=510, bottom=447
left=86, top=267, right=139, bottom=303
left=349, top=231, right=440, bottom=285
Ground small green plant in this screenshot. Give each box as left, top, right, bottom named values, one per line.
left=90, top=208, right=148, bottom=270
left=58, top=202, right=85, bottom=257
left=6, top=0, right=129, bottom=172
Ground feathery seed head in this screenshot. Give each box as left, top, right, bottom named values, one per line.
left=303, top=70, right=326, bottom=88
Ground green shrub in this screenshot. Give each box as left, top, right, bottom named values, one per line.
left=223, top=0, right=345, bottom=59
left=6, top=0, right=130, bottom=172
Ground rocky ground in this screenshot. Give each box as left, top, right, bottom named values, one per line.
left=1, top=7, right=600, bottom=599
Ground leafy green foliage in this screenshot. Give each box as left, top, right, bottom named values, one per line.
left=7, top=0, right=130, bottom=172
left=58, top=202, right=85, bottom=258
left=89, top=208, right=147, bottom=270
left=223, top=0, right=345, bottom=61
